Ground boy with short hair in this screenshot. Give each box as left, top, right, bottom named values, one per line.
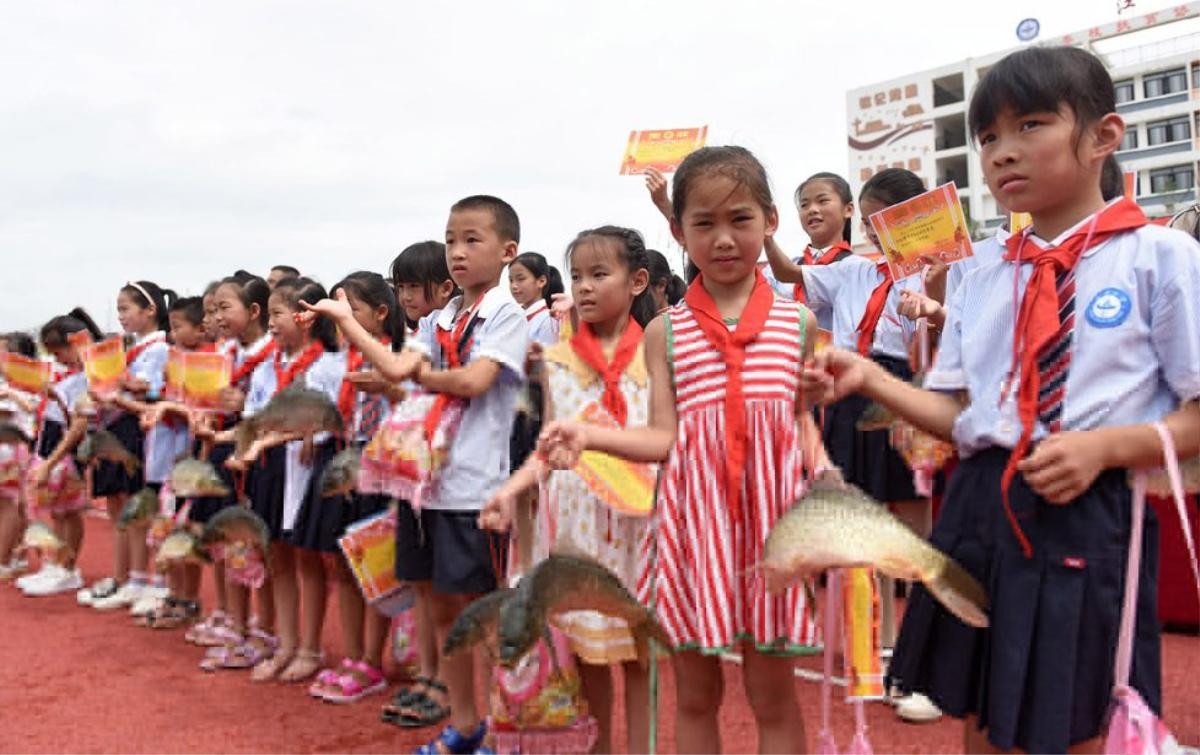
left=309, top=195, right=529, bottom=752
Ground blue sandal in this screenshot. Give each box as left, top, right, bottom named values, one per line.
left=415, top=722, right=487, bottom=755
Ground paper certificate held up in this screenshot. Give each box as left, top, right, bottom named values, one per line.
left=83, top=337, right=126, bottom=395
left=574, top=402, right=656, bottom=517
left=182, top=352, right=231, bottom=410
left=1, top=353, right=51, bottom=395
left=337, top=509, right=412, bottom=615
left=165, top=349, right=185, bottom=402
left=869, top=182, right=973, bottom=281
left=619, top=126, right=708, bottom=175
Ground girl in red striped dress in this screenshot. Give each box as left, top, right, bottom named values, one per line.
left=541, top=145, right=832, bottom=753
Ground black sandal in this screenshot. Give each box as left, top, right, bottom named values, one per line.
left=381, top=677, right=450, bottom=728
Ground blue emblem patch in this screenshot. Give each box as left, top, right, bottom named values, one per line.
left=1085, top=288, right=1131, bottom=328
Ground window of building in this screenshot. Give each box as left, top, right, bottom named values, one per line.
left=1144, top=67, right=1187, bottom=98
left=1119, top=129, right=1139, bottom=151
left=1148, top=164, right=1195, bottom=194
left=1146, top=115, right=1191, bottom=146
left=1114, top=79, right=1135, bottom=104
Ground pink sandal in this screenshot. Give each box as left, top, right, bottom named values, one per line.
left=186, top=611, right=237, bottom=647
left=310, top=660, right=387, bottom=704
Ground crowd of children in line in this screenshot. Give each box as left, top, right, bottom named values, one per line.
left=1, top=45, right=1199, bottom=754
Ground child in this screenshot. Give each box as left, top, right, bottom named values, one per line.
left=541, top=147, right=829, bottom=753
left=137, top=296, right=213, bottom=627
left=764, top=168, right=929, bottom=649
left=482, top=225, right=658, bottom=753
left=764, top=172, right=857, bottom=311
left=0, top=332, right=39, bottom=578
left=379, top=240, right=456, bottom=725
left=306, top=195, right=529, bottom=753
left=805, top=46, right=1200, bottom=753
left=508, top=251, right=563, bottom=345
left=391, top=241, right=457, bottom=337
left=646, top=249, right=685, bottom=313
left=307, top=271, right=404, bottom=703
left=230, top=276, right=344, bottom=684
left=19, top=314, right=101, bottom=595
left=267, top=264, right=301, bottom=289
left=83, top=280, right=173, bottom=612
left=192, top=273, right=277, bottom=662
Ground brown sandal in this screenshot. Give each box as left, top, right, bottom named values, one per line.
left=279, top=648, right=324, bottom=683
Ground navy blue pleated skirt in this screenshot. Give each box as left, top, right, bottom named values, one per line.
left=249, top=445, right=287, bottom=542
left=288, top=439, right=345, bottom=553
left=886, top=448, right=1161, bottom=752
left=822, top=353, right=918, bottom=502
left=92, top=413, right=145, bottom=496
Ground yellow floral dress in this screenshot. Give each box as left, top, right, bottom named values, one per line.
left=533, top=341, right=655, bottom=665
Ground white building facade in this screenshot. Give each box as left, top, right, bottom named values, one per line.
left=845, top=2, right=1200, bottom=244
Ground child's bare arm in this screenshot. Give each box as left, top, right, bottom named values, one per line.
left=416, top=358, right=503, bottom=400
left=302, top=291, right=423, bottom=382
left=1019, top=399, right=1200, bottom=504
left=764, top=236, right=806, bottom=285
left=807, top=348, right=964, bottom=441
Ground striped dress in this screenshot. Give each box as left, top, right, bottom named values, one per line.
left=643, top=296, right=819, bottom=653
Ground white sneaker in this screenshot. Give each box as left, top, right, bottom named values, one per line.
left=77, top=577, right=118, bottom=606
left=0, top=557, right=29, bottom=580
left=895, top=693, right=943, bottom=723
left=16, top=564, right=56, bottom=592
left=91, top=581, right=144, bottom=611
left=23, top=567, right=84, bottom=597
left=130, top=585, right=169, bottom=616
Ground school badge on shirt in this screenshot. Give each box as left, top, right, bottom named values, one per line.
left=1085, top=288, right=1131, bottom=328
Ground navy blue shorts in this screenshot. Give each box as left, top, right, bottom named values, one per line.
left=394, top=503, right=505, bottom=595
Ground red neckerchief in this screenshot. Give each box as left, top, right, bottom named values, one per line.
left=196, top=342, right=218, bottom=353
left=570, top=319, right=643, bottom=427
left=683, top=271, right=774, bottom=520
left=524, top=299, right=549, bottom=322
left=793, top=241, right=851, bottom=304
left=998, top=197, right=1147, bottom=557
left=424, top=292, right=490, bottom=446
left=125, top=332, right=166, bottom=366
left=272, top=340, right=324, bottom=396
left=854, top=261, right=894, bottom=356
left=337, top=338, right=390, bottom=422
left=231, top=337, right=276, bottom=389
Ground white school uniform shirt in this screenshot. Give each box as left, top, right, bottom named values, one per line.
left=407, top=286, right=530, bottom=512
left=523, top=299, right=560, bottom=345
left=42, top=369, right=88, bottom=426
left=244, top=348, right=345, bottom=531
left=927, top=209, right=1200, bottom=458
left=118, top=331, right=175, bottom=483
left=800, top=255, right=919, bottom=359
left=946, top=226, right=1010, bottom=303
left=764, top=244, right=845, bottom=331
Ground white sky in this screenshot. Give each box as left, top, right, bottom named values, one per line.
left=0, top=0, right=1166, bottom=332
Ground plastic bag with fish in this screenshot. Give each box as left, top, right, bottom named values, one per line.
left=357, top=392, right=464, bottom=509
left=155, top=528, right=209, bottom=569
left=117, top=488, right=160, bottom=530
left=25, top=457, right=87, bottom=516
left=761, top=476, right=989, bottom=629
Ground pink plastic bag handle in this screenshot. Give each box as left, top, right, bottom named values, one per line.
left=1116, top=422, right=1200, bottom=690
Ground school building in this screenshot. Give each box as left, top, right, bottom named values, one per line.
left=844, top=2, right=1200, bottom=246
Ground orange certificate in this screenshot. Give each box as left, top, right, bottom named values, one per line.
left=83, top=337, right=126, bottom=395
left=869, top=182, right=974, bottom=281
left=574, top=402, right=656, bottom=516
left=182, top=352, right=231, bottom=411
left=814, top=328, right=833, bottom=354
left=338, top=510, right=403, bottom=604
left=619, top=126, right=708, bottom=175
left=1, top=353, right=51, bottom=395
left=165, top=348, right=185, bottom=401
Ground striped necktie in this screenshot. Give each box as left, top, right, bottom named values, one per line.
left=1036, top=268, right=1076, bottom=431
